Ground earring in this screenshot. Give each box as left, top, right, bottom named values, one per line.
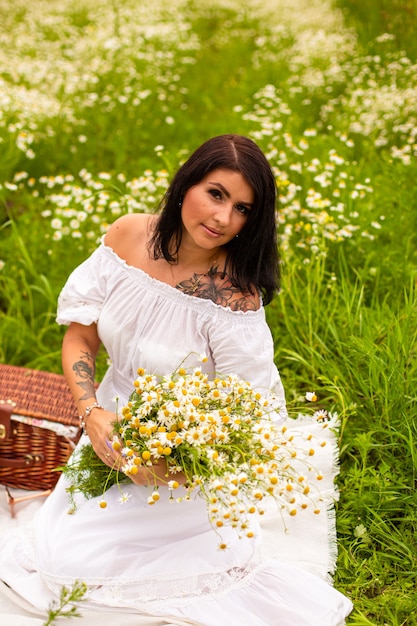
left=235, top=234, right=239, bottom=238
left=179, top=200, right=182, bottom=209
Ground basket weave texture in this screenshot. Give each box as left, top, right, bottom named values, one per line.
left=0, top=364, right=81, bottom=490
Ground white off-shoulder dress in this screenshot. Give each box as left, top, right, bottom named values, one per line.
left=0, top=241, right=353, bottom=625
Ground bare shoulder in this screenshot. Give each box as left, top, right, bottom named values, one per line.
left=105, top=213, right=156, bottom=243
left=104, top=213, right=157, bottom=257
left=231, top=288, right=260, bottom=312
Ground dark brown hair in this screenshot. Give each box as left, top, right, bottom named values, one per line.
left=150, top=134, right=280, bottom=304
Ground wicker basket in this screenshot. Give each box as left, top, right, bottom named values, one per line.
left=0, top=364, right=81, bottom=491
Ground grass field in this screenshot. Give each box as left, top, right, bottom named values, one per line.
left=0, top=0, right=416, bottom=623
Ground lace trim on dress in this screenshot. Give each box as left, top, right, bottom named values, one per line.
left=39, top=562, right=265, bottom=612
left=99, top=241, right=264, bottom=319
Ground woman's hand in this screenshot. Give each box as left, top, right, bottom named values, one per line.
left=125, top=459, right=186, bottom=487
left=86, top=407, right=187, bottom=486
left=128, top=458, right=169, bottom=486
left=84, top=406, right=119, bottom=467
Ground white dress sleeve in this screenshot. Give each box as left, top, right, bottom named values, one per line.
left=208, top=307, right=288, bottom=422
left=56, top=246, right=107, bottom=326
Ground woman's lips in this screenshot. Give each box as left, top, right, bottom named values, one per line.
left=202, top=224, right=223, bottom=237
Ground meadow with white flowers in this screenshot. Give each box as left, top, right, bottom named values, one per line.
left=0, top=0, right=416, bottom=622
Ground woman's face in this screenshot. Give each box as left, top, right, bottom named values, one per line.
left=180, top=168, right=254, bottom=252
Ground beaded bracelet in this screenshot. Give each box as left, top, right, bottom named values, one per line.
left=79, top=402, right=105, bottom=434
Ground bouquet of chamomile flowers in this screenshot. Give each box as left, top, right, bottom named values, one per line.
left=62, top=358, right=325, bottom=541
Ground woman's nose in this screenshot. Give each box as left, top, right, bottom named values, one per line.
left=213, top=203, right=233, bottom=225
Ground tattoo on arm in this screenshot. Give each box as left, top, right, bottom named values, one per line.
left=72, top=350, right=96, bottom=401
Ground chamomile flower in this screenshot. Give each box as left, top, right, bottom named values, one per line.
left=314, top=409, right=330, bottom=422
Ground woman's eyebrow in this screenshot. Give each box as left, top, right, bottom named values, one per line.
left=207, top=181, right=230, bottom=197
left=207, top=181, right=253, bottom=206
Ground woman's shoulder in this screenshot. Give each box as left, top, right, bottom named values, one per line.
left=105, top=213, right=156, bottom=243
left=104, top=213, right=157, bottom=262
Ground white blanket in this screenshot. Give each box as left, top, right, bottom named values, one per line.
left=0, top=414, right=341, bottom=625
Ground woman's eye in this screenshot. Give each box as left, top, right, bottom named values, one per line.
left=209, top=189, right=222, bottom=200
left=236, top=205, right=250, bottom=215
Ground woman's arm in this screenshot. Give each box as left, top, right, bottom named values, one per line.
left=62, top=321, right=100, bottom=415
left=62, top=321, right=181, bottom=484
left=62, top=322, right=116, bottom=465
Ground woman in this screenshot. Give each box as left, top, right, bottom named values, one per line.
left=0, top=135, right=352, bottom=624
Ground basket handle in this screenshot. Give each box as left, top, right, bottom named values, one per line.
left=0, top=402, right=13, bottom=439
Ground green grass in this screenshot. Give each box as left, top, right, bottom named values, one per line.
left=336, top=0, right=417, bottom=60
left=1, top=0, right=417, bottom=622
left=267, top=251, right=417, bottom=623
